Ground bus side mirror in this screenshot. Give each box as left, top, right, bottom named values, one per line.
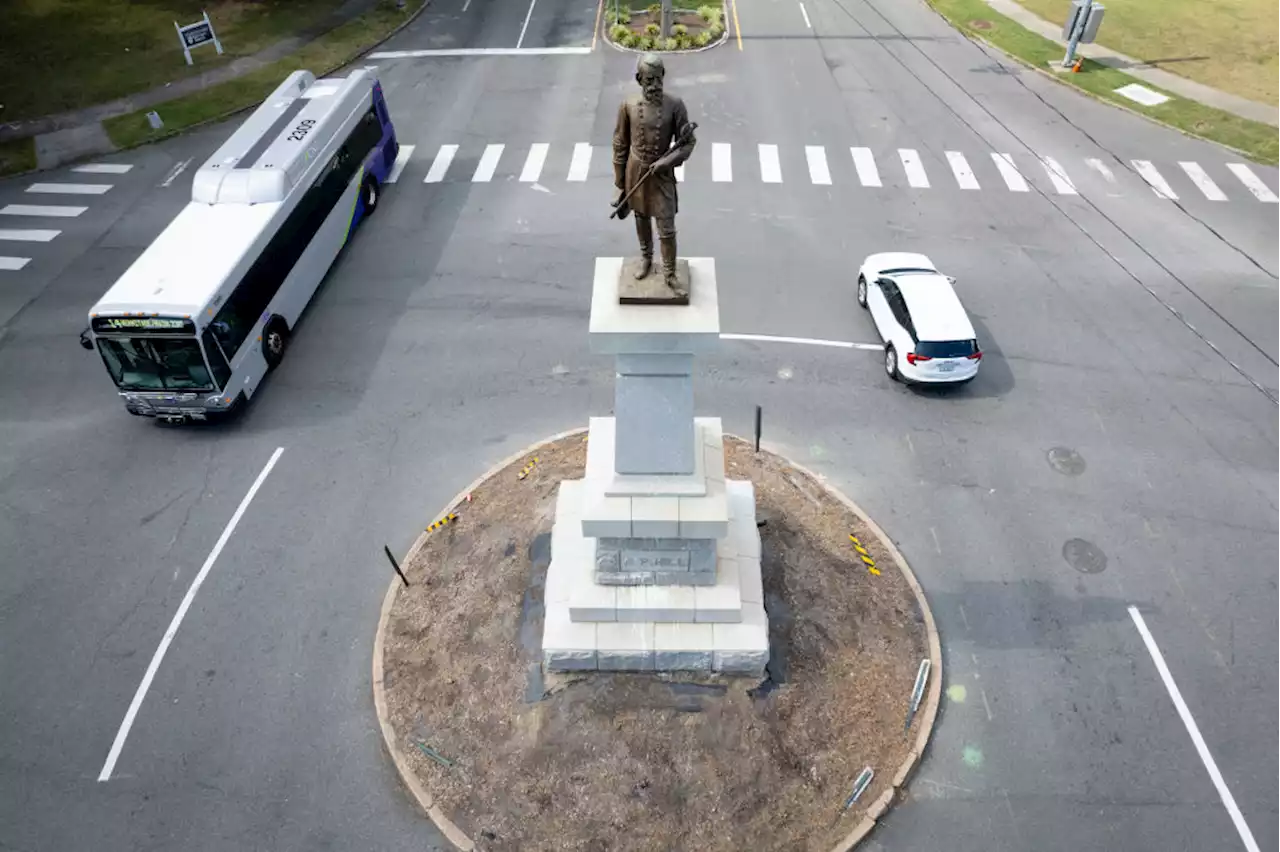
left=79, top=328, right=93, bottom=350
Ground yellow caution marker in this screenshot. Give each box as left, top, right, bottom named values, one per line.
left=849, top=533, right=880, bottom=575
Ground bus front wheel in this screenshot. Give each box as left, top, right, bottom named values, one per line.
left=264, top=318, right=290, bottom=370
left=361, top=176, right=380, bottom=215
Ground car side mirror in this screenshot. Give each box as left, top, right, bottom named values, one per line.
left=79, top=328, right=93, bottom=350
left=946, top=276, right=956, bottom=285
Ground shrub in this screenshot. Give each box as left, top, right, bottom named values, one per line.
left=662, top=36, right=679, bottom=50
left=693, top=30, right=711, bottom=46
left=644, top=22, right=660, bottom=35
left=697, top=4, right=722, bottom=24
left=610, top=23, right=631, bottom=41
left=636, top=35, right=654, bottom=50
left=647, top=3, right=661, bottom=16
left=675, top=33, right=692, bottom=49
left=672, top=23, right=688, bottom=36
left=708, top=22, right=725, bottom=39
left=621, top=31, right=639, bottom=47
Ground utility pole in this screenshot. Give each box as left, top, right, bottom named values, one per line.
left=660, top=0, right=672, bottom=38
left=1061, top=0, right=1092, bottom=67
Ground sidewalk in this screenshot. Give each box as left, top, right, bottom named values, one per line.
left=0, top=0, right=386, bottom=170
left=984, top=0, right=1279, bottom=127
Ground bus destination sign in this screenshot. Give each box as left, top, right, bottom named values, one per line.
left=92, top=316, right=196, bottom=333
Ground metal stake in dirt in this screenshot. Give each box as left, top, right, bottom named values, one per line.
left=843, top=766, right=874, bottom=810
left=383, top=545, right=410, bottom=588
left=754, top=405, right=762, bottom=453
left=903, top=658, right=931, bottom=733
left=1061, top=0, right=1093, bottom=67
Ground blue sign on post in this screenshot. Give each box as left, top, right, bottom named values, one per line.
left=175, top=10, right=224, bottom=66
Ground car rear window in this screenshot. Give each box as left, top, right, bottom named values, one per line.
left=918, top=339, right=978, bottom=358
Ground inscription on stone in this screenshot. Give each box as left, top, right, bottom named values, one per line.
left=622, top=550, right=690, bottom=572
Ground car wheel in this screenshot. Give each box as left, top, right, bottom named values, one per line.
left=361, top=176, right=379, bottom=215
left=856, top=275, right=868, bottom=308
left=884, top=344, right=900, bottom=381
left=264, top=318, right=289, bottom=371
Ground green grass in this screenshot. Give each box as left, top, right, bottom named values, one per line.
left=927, top=0, right=1279, bottom=165
left=1015, top=0, right=1277, bottom=105
left=0, top=138, right=38, bottom=176
left=0, top=1, right=356, bottom=125
left=104, top=4, right=412, bottom=151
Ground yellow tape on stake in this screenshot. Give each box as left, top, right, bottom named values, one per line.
left=427, top=513, right=458, bottom=533
left=849, top=533, right=880, bottom=575
left=517, top=457, right=539, bottom=480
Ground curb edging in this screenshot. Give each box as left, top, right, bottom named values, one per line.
left=371, top=430, right=944, bottom=852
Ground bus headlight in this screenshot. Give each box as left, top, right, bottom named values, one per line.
left=206, top=395, right=225, bottom=407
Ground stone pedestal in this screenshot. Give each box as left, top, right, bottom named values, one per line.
left=541, top=257, right=770, bottom=676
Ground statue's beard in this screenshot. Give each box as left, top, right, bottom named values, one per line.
left=643, top=86, right=662, bottom=103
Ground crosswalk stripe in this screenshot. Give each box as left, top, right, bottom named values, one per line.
left=759, top=144, right=782, bottom=183
left=945, top=151, right=979, bottom=190
left=0, top=257, right=31, bottom=271
left=1085, top=157, right=1117, bottom=183
left=472, top=144, right=505, bottom=182
left=424, top=144, right=458, bottom=183
left=520, top=143, right=549, bottom=182
left=851, top=147, right=881, bottom=187
left=1039, top=156, right=1077, bottom=194
left=73, top=163, right=133, bottom=174
left=899, top=149, right=929, bottom=188
left=675, top=164, right=685, bottom=182
left=991, top=153, right=1029, bottom=192
left=0, top=229, right=60, bottom=242
left=1178, top=162, right=1226, bottom=201
left=712, top=142, right=732, bottom=182
left=1132, top=160, right=1177, bottom=200
left=805, top=146, right=831, bottom=185
left=27, top=182, right=112, bottom=195
left=1226, top=163, right=1278, bottom=202
left=567, top=143, right=592, bottom=181
left=386, top=144, right=414, bottom=183
left=0, top=204, right=87, bottom=217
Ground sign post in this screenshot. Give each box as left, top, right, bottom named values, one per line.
left=1060, top=0, right=1105, bottom=68
left=175, top=10, right=224, bottom=66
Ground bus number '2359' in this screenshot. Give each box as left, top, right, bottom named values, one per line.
left=288, top=119, right=316, bottom=142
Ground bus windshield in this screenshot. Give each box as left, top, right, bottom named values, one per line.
left=96, top=336, right=217, bottom=392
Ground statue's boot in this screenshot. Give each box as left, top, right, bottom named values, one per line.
left=660, top=235, right=685, bottom=298
left=635, top=216, right=654, bottom=279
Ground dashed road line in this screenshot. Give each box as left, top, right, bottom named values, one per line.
left=0, top=256, right=31, bottom=271
left=805, top=145, right=831, bottom=185
left=1039, top=156, right=1077, bottom=195
left=758, top=144, right=782, bottom=183
left=73, top=163, right=133, bottom=174
left=1132, top=160, right=1178, bottom=200
left=712, top=142, right=732, bottom=182
left=26, top=183, right=112, bottom=195
left=386, top=144, right=415, bottom=183
left=851, top=147, right=881, bottom=187
left=1227, top=163, right=1278, bottom=202
left=1178, top=162, right=1226, bottom=201
left=991, top=153, right=1028, bottom=192
left=0, top=229, right=60, bottom=242
left=472, top=143, right=505, bottom=182
left=0, top=204, right=87, bottom=217
left=423, top=144, right=458, bottom=183
left=520, top=143, right=549, bottom=182
left=567, top=143, right=592, bottom=181
left=946, top=151, right=979, bottom=190
left=899, top=148, right=929, bottom=188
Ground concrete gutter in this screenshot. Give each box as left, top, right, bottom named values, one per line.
left=371, top=429, right=944, bottom=851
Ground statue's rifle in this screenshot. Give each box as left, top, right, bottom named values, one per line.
left=608, top=121, right=698, bottom=220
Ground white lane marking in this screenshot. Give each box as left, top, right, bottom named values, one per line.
left=98, top=447, right=285, bottom=782
left=1132, top=160, right=1178, bottom=200
left=385, top=144, right=415, bottom=183
left=516, top=0, right=538, bottom=49
left=1128, top=606, right=1261, bottom=852
left=73, top=163, right=133, bottom=174
left=423, top=144, right=458, bottom=183
left=945, top=151, right=979, bottom=190
left=805, top=145, right=831, bottom=185
left=899, top=148, right=929, bottom=188
left=1086, top=158, right=1117, bottom=182
left=520, top=143, right=549, bottom=182
left=991, top=153, right=1028, bottom=192
left=472, top=143, right=505, bottom=182
left=0, top=229, right=60, bottom=242
left=159, top=158, right=192, bottom=188
left=0, top=256, right=31, bottom=271
left=1039, top=156, right=1077, bottom=194
left=0, top=204, right=87, bottom=217
left=1178, top=162, right=1226, bottom=201
left=27, top=182, right=112, bottom=195
left=567, top=143, right=592, bottom=181
left=1226, top=163, right=1278, bottom=202
left=369, top=47, right=593, bottom=57
left=798, top=1, right=812, bottom=27
left=712, top=142, right=732, bottom=182
left=462, top=0, right=472, bottom=10
left=720, top=332, right=883, bottom=351
left=758, top=144, right=782, bottom=183
left=674, top=164, right=685, bottom=182
left=851, top=147, right=881, bottom=187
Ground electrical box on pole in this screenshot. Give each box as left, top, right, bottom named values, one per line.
left=1061, top=0, right=1105, bottom=44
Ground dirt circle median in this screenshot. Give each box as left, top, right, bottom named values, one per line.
left=373, top=429, right=942, bottom=851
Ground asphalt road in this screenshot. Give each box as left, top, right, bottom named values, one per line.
left=0, top=0, right=1276, bottom=849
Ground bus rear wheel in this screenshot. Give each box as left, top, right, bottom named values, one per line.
left=361, top=176, right=380, bottom=215
left=264, top=318, right=290, bottom=370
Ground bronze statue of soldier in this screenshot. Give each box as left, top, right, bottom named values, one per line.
left=610, top=53, right=697, bottom=300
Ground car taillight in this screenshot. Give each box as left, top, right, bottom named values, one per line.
left=906, top=353, right=932, bottom=365
left=967, top=351, right=983, bottom=360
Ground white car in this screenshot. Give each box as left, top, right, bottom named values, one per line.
left=856, top=252, right=983, bottom=385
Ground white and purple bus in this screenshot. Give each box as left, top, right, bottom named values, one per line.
left=83, top=68, right=398, bottom=422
